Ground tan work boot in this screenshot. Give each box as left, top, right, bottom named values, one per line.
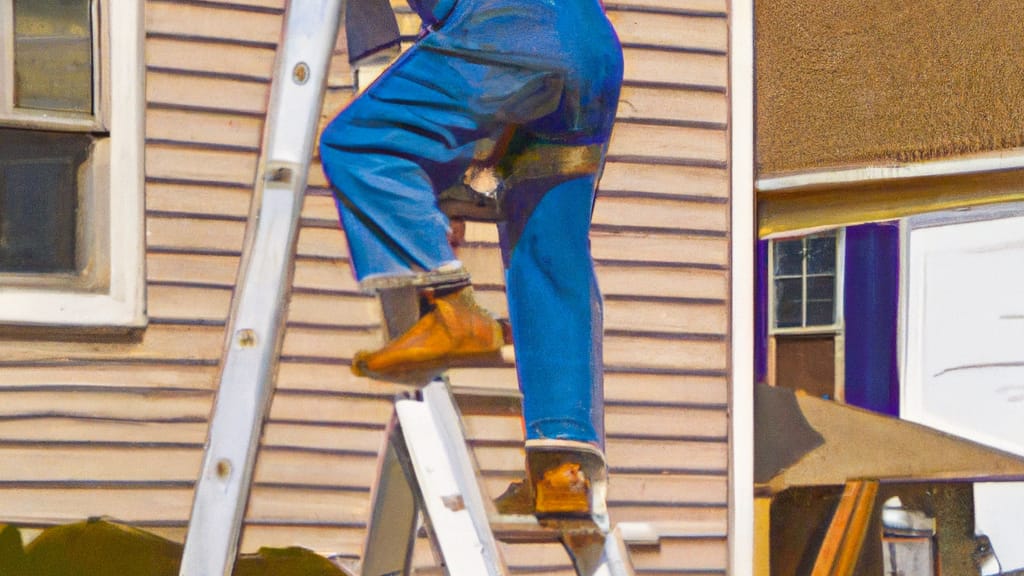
left=352, top=286, right=506, bottom=383
left=494, top=440, right=609, bottom=532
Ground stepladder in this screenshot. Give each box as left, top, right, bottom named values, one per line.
left=352, top=379, right=636, bottom=576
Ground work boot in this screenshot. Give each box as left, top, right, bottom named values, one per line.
left=494, top=440, right=609, bottom=532
left=352, top=285, right=507, bottom=383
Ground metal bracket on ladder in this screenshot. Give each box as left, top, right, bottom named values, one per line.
left=357, top=380, right=637, bottom=576
left=178, top=2, right=343, bottom=575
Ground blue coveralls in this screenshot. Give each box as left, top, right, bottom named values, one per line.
left=320, top=0, right=623, bottom=447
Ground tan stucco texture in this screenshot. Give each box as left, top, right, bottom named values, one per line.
left=756, top=0, right=1024, bottom=175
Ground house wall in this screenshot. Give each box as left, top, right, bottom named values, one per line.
left=756, top=0, right=1024, bottom=175
left=0, top=0, right=734, bottom=573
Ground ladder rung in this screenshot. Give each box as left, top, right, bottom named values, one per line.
left=489, top=514, right=606, bottom=543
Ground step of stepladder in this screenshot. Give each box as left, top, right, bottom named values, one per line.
left=358, top=380, right=636, bottom=576
left=489, top=514, right=635, bottom=576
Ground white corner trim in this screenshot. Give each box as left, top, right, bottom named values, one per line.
left=729, top=0, right=755, bottom=573
left=0, top=0, right=146, bottom=329
left=106, top=0, right=147, bottom=326
left=757, top=148, right=1024, bottom=192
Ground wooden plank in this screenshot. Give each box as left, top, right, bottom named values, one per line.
left=296, top=226, right=349, bottom=259
left=0, top=487, right=195, bottom=525
left=608, top=123, right=727, bottom=163
left=146, top=143, right=258, bottom=186
left=610, top=12, right=727, bottom=52
left=146, top=37, right=276, bottom=80
left=252, top=450, right=379, bottom=487
left=286, top=291, right=379, bottom=327
left=0, top=325, right=226, bottom=364
left=0, top=487, right=369, bottom=530
left=0, top=447, right=202, bottom=482
left=275, top=360, right=424, bottom=397
left=597, top=265, right=728, bottom=300
left=147, top=252, right=240, bottom=287
left=301, top=192, right=340, bottom=224
left=0, top=418, right=207, bottom=444
left=238, top=525, right=367, bottom=556
left=147, top=215, right=246, bottom=254
left=604, top=372, right=728, bottom=406
left=146, top=108, right=264, bottom=150
left=147, top=71, right=270, bottom=115
left=279, top=326, right=384, bottom=360
left=603, top=334, right=727, bottom=372
left=266, top=393, right=394, bottom=427
left=244, top=486, right=370, bottom=524
left=147, top=182, right=252, bottom=218
left=608, top=473, right=726, bottom=505
left=0, top=364, right=218, bottom=390
left=600, top=162, right=728, bottom=199
left=617, top=85, right=727, bottom=125
left=605, top=405, right=727, bottom=439
left=292, top=258, right=361, bottom=293
left=623, top=48, right=728, bottom=88
left=145, top=2, right=283, bottom=46
left=149, top=284, right=233, bottom=322
left=629, top=537, right=728, bottom=571
left=604, top=299, right=727, bottom=336
left=0, top=388, right=212, bottom=421
left=260, top=422, right=384, bottom=454
left=594, top=196, right=728, bottom=232
left=591, top=231, right=728, bottom=266
left=611, top=504, right=727, bottom=525
left=811, top=480, right=879, bottom=576
left=463, top=414, right=522, bottom=443
left=607, top=438, right=727, bottom=473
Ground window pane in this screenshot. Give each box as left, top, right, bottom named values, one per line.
left=0, top=129, right=90, bottom=273
left=806, top=234, right=836, bottom=275
left=14, top=0, right=93, bottom=113
left=806, top=276, right=835, bottom=325
left=807, top=275, right=835, bottom=301
left=774, top=239, right=803, bottom=276
left=806, top=300, right=835, bottom=326
left=774, top=278, right=803, bottom=328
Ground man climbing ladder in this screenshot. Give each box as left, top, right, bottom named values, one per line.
left=322, top=0, right=624, bottom=524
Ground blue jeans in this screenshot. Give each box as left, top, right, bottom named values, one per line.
left=319, top=0, right=623, bottom=446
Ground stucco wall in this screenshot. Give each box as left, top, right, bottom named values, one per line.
left=756, top=0, right=1024, bottom=175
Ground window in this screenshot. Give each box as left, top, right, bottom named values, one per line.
left=767, top=230, right=844, bottom=399
left=0, top=0, right=144, bottom=327
left=770, top=232, right=841, bottom=331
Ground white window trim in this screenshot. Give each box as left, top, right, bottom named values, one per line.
left=767, top=229, right=846, bottom=336
left=0, top=0, right=145, bottom=329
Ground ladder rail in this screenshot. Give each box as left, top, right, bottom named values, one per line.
left=395, top=385, right=510, bottom=576
left=178, top=3, right=343, bottom=575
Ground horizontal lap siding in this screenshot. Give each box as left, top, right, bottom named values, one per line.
left=0, top=0, right=289, bottom=554
left=0, top=1, right=731, bottom=574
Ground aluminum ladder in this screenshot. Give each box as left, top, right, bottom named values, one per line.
left=354, top=379, right=636, bottom=576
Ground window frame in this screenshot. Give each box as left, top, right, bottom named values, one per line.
left=0, top=0, right=145, bottom=329
left=768, top=229, right=846, bottom=335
